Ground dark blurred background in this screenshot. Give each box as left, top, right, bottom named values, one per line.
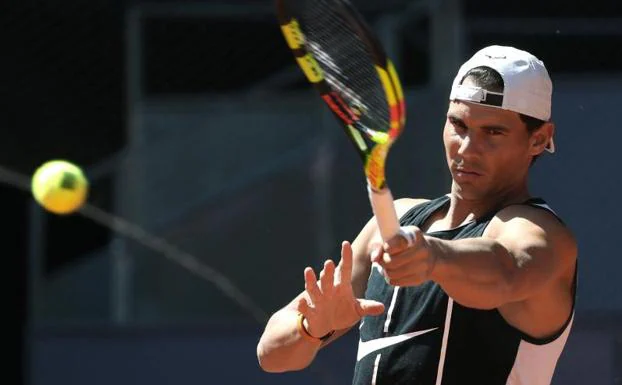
left=3, top=0, right=621, bottom=384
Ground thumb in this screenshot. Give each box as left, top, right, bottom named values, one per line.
left=357, top=299, right=385, bottom=316
left=385, top=226, right=419, bottom=255
left=369, top=242, right=383, bottom=263
left=370, top=246, right=383, bottom=263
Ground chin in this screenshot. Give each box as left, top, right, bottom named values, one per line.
left=451, top=182, right=488, bottom=201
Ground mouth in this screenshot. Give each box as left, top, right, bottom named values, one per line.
left=453, top=167, right=483, bottom=179
left=455, top=168, right=481, bottom=176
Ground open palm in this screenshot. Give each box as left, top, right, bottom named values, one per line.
left=297, top=241, right=385, bottom=338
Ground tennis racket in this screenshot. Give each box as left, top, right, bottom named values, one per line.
left=275, top=0, right=407, bottom=241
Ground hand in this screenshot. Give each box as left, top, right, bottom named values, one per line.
left=297, top=241, right=385, bottom=338
left=371, top=226, right=437, bottom=287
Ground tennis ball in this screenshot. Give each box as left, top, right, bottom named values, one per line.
left=31, top=160, right=89, bottom=215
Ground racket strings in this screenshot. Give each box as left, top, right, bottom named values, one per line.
left=293, top=0, right=391, bottom=134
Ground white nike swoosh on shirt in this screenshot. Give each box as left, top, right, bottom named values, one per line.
left=357, top=327, right=439, bottom=361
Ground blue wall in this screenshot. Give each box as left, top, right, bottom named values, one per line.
left=29, top=77, right=622, bottom=385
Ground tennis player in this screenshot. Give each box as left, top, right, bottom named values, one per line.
left=257, top=45, right=577, bottom=385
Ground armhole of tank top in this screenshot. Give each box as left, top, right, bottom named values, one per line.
left=526, top=198, right=566, bottom=226
left=492, top=200, right=577, bottom=345
left=501, top=260, right=578, bottom=346
left=517, top=265, right=577, bottom=345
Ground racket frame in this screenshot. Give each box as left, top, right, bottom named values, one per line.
left=276, top=0, right=407, bottom=240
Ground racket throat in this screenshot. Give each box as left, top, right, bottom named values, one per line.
left=365, top=145, right=389, bottom=191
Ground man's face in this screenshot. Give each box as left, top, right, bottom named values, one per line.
left=443, top=100, right=535, bottom=201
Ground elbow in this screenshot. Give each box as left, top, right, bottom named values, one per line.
left=256, top=341, right=307, bottom=373
left=257, top=347, right=313, bottom=373
left=256, top=341, right=281, bottom=373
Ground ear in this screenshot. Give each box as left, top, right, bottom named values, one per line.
left=529, top=122, right=555, bottom=156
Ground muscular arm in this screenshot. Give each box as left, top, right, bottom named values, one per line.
left=428, top=206, right=577, bottom=311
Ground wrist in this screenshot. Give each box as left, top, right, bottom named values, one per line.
left=425, top=236, right=449, bottom=283
left=297, top=313, right=335, bottom=343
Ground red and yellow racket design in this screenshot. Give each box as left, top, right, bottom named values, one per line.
left=276, top=0, right=407, bottom=240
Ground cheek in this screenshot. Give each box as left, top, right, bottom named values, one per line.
left=443, top=126, right=458, bottom=151
left=485, top=142, right=528, bottom=174
left=492, top=136, right=529, bottom=158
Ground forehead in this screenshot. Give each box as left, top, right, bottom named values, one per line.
left=447, top=100, right=524, bottom=128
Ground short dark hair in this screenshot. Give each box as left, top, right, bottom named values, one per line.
left=460, top=66, right=546, bottom=163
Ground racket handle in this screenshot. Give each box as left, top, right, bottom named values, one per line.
left=367, top=184, right=400, bottom=241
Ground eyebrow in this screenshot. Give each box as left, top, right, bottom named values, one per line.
left=481, top=124, right=510, bottom=133
left=447, top=114, right=466, bottom=125
left=447, top=114, right=510, bottom=132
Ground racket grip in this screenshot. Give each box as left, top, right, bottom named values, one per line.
left=367, top=184, right=400, bottom=241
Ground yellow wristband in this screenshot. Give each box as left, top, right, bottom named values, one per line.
left=297, top=313, right=335, bottom=343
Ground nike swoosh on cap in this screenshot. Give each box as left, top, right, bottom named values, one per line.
left=357, top=327, right=439, bottom=361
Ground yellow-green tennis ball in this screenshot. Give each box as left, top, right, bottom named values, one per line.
left=31, top=160, right=89, bottom=215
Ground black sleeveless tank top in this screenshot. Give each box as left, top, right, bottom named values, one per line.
left=351, top=195, right=576, bottom=385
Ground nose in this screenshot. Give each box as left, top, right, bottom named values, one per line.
left=456, top=133, right=481, bottom=158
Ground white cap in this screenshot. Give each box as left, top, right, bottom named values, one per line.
left=449, top=45, right=555, bottom=153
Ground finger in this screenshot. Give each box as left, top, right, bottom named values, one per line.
left=297, top=296, right=312, bottom=316
left=356, top=299, right=385, bottom=317
left=384, top=226, right=420, bottom=255
left=382, top=250, right=414, bottom=269
left=381, top=250, right=393, bottom=265
left=383, top=255, right=430, bottom=283
left=370, top=244, right=383, bottom=264
left=384, top=235, right=408, bottom=256
left=304, top=267, right=322, bottom=303
left=320, top=260, right=335, bottom=296
left=381, top=247, right=414, bottom=266
left=336, top=241, right=352, bottom=285
left=382, top=263, right=413, bottom=281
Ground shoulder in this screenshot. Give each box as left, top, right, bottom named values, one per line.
left=488, top=203, right=573, bottom=237
left=485, top=203, right=577, bottom=264
left=394, top=197, right=430, bottom=218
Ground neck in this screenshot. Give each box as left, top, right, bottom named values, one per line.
left=444, top=182, right=531, bottom=228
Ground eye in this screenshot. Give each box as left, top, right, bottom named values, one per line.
left=485, top=127, right=504, bottom=136
left=448, top=117, right=466, bottom=131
